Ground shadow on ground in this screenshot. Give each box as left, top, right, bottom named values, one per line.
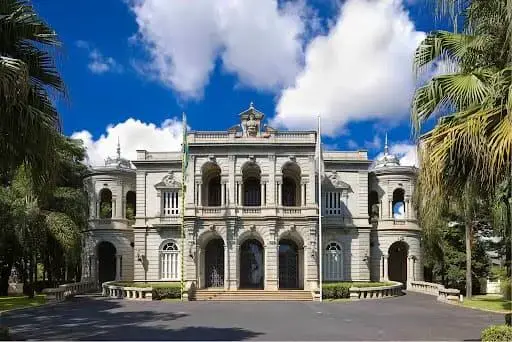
left=2, top=296, right=262, bottom=341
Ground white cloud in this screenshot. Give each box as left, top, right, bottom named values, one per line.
left=76, top=40, right=123, bottom=75
left=273, top=0, right=425, bottom=136
left=129, top=0, right=308, bottom=98
left=71, top=118, right=184, bottom=166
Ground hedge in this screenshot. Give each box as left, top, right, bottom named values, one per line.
left=481, top=325, right=512, bottom=342
left=152, top=283, right=181, bottom=300
left=322, top=283, right=350, bottom=299
left=322, top=282, right=393, bottom=299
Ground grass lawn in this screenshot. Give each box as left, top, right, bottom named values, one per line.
left=461, top=295, right=512, bottom=313
left=0, top=295, right=46, bottom=312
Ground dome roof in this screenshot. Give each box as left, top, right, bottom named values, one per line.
left=103, top=139, right=132, bottom=169
left=374, top=134, right=400, bottom=168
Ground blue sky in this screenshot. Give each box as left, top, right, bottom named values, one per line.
left=33, top=0, right=451, bottom=166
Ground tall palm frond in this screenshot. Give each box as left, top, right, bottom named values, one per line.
left=0, top=0, right=66, bottom=193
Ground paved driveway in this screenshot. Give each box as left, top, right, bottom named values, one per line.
left=1, top=292, right=504, bottom=340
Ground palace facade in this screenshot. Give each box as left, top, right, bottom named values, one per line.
left=81, top=104, right=423, bottom=293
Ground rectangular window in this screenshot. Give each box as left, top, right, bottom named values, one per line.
left=162, top=191, right=179, bottom=215
left=324, top=191, right=348, bottom=216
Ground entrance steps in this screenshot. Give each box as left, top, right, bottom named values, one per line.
left=192, top=289, right=313, bottom=301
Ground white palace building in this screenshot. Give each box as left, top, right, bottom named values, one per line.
left=81, top=104, right=423, bottom=295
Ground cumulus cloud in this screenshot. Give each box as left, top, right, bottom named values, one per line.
left=272, top=0, right=425, bottom=136
left=71, top=118, right=184, bottom=166
left=76, top=40, right=123, bottom=75
left=129, top=0, right=308, bottom=98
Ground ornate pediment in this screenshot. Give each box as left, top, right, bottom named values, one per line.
left=154, top=172, right=181, bottom=189
left=323, top=171, right=351, bottom=190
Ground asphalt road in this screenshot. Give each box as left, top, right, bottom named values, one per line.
left=0, top=292, right=504, bottom=340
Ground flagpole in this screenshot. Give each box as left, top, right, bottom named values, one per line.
left=180, top=112, right=187, bottom=301
left=318, top=114, right=323, bottom=302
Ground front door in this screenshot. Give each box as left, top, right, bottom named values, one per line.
left=205, top=238, right=224, bottom=288
left=278, top=239, right=299, bottom=289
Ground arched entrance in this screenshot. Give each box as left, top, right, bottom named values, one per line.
left=205, top=238, right=224, bottom=288
left=97, top=241, right=116, bottom=284
left=278, top=239, right=299, bottom=289
left=388, top=241, right=408, bottom=286
left=240, top=239, right=264, bottom=289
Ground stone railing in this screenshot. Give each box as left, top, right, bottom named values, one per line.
left=409, top=281, right=461, bottom=303
left=241, top=207, right=261, bottom=215
left=349, top=281, right=403, bottom=300
left=282, top=208, right=302, bottom=215
left=102, top=281, right=152, bottom=301
left=42, top=281, right=96, bottom=302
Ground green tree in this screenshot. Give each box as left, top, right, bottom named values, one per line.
left=0, top=0, right=65, bottom=191
left=412, top=0, right=511, bottom=298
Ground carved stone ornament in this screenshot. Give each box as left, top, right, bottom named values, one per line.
left=326, top=171, right=351, bottom=190
left=154, top=172, right=181, bottom=189
left=250, top=225, right=256, bottom=232
left=209, top=224, right=216, bottom=231
left=208, top=155, right=216, bottom=162
left=246, top=113, right=258, bottom=137
left=289, top=155, right=296, bottom=162
left=290, top=224, right=296, bottom=232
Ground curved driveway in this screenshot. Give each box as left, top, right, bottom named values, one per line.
left=1, top=292, right=504, bottom=340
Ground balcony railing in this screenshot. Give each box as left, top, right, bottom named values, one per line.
left=158, top=216, right=180, bottom=224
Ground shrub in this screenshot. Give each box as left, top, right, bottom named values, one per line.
left=481, top=325, right=512, bottom=342
left=322, top=283, right=350, bottom=299
left=152, top=283, right=181, bottom=300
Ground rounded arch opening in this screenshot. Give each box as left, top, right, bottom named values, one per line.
left=324, top=241, right=343, bottom=281
left=242, top=162, right=261, bottom=206
left=388, top=241, right=408, bottom=285
left=99, top=188, right=112, bottom=219
left=278, top=237, right=303, bottom=289
left=97, top=241, right=116, bottom=283
left=282, top=162, right=301, bottom=206
left=126, top=191, right=136, bottom=220
left=392, top=188, right=405, bottom=219
left=202, top=162, right=221, bottom=206
left=160, top=239, right=179, bottom=280
left=368, top=190, right=379, bottom=223
left=204, top=237, right=225, bottom=288
left=239, top=238, right=264, bottom=289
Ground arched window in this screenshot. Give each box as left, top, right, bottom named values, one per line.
left=368, top=190, right=379, bottom=223
left=160, top=240, right=180, bottom=280
left=282, top=162, right=301, bottom=206
left=242, top=162, right=261, bottom=206
left=392, top=188, right=405, bottom=219
left=202, top=162, right=221, bottom=206
left=324, top=242, right=343, bottom=281
left=99, top=188, right=112, bottom=219
left=126, top=191, right=136, bottom=220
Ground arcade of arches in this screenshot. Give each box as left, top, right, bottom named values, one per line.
left=200, top=235, right=305, bottom=290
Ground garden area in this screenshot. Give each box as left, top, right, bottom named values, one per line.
left=0, top=295, right=46, bottom=312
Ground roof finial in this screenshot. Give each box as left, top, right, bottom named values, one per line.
left=116, top=137, right=121, bottom=159
left=384, top=132, right=389, bottom=155
left=249, top=101, right=254, bottom=109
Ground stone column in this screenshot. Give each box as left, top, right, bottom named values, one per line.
left=405, top=199, right=410, bottom=219
left=115, top=255, right=121, bottom=280
left=302, top=182, right=307, bottom=207
left=221, top=182, right=226, bottom=206
left=379, top=201, right=383, bottom=219
left=261, top=182, right=265, bottom=206
left=383, top=254, right=389, bottom=281
left=277, top=182, right=282, bottom=206
left=265, top=222, right=278, bottom=290
left=197, top=182, right=202, bottom=206
left=224, top=245, right=229, bottom=290
left=389, top=200, right=393, bottom=218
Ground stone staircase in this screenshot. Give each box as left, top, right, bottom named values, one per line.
left=192, top=289, right=313, bottom=301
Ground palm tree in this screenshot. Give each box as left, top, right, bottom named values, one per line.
left=412, top=0, right=511, bottom=298
left=0, top=0, right=65, bottom=192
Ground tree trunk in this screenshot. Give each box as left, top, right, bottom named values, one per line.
left=465, top=222, right=472, bottom=298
